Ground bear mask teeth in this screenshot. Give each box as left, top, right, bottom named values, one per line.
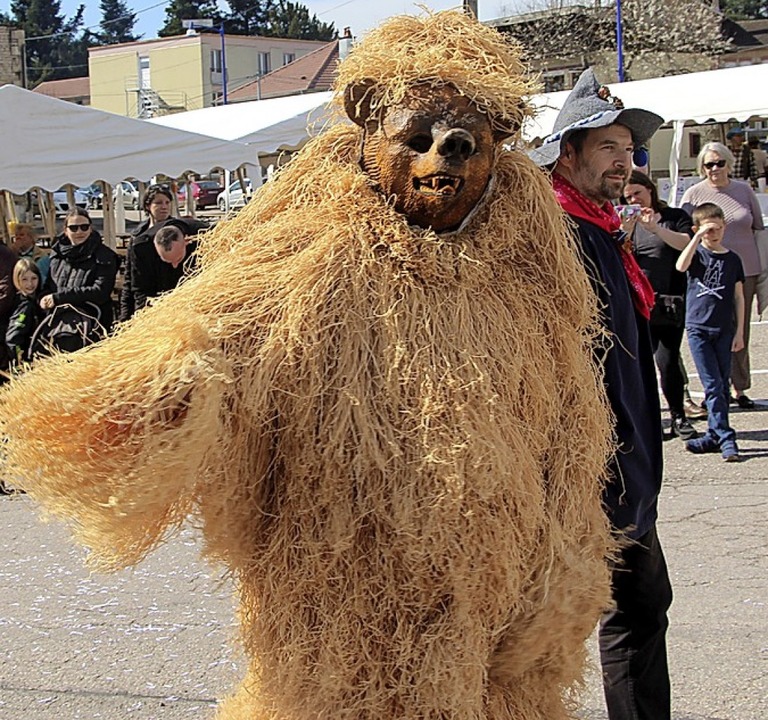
left=415, top=175, right=462, bottom=196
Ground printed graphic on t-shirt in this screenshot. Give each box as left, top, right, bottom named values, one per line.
left=685, top=246, right=745, bottom=331
left=697, top=257, right=725, bottom=300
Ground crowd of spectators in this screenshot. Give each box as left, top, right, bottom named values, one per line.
left=1, top=184, right=205, bottom=375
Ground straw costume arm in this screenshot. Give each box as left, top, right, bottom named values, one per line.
left=0, top=271, right=237, bottom=570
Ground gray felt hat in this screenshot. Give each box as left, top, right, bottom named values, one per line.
left=530, top=69, right=663, bottom=167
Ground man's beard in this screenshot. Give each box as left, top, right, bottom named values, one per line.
left=598, top=172, right=627, bottom=202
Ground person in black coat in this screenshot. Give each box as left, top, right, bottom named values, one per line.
left=6, top=257, right=44, bottom=365
left=622, top=170, right=699, bottom=439
left=41, top=207, right=118, bottom=334
left=119, top=185, right=207, bottom=322
left=153, top=220, right=198, bottom=275
left=0, top=242, right=16, bottom=373
left=532, top=69, right=672, bottom=720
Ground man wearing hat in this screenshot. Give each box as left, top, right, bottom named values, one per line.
left=532, top=68, right=672, bottom=720
left=727, top=126, right=759, bottom=189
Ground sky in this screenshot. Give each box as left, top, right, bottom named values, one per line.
left=0, top=1, right=517, bottom=41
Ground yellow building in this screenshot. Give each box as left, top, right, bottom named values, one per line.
left=89, top=32, right=327, bottom=118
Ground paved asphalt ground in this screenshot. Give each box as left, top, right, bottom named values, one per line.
left=1, top=316, right=766, bottom=720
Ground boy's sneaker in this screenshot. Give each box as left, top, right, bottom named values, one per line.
left=671, top=416, right=698, bottom=440
left=685, top=435, right=719, bottom=454
left=721, top=443, right=741, bottom=462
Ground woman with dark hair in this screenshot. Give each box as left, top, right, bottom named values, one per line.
left=120, top=184, right=175, bottom=322
left=623, top=170, right=698, bottom=439
left=119, top=184, right=206, bottom=321
left=39, top=207, right=119, bottom=349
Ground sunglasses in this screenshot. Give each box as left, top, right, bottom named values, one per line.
left=703, top=160, right=727, bottom=169
left=67, top=223, right=91, bottom=232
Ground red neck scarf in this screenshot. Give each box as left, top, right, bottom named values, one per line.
left=552, top=172, right=655, bottom=320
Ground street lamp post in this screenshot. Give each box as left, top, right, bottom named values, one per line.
left=183, top=18, right=228, bottom=105
left=219, top=24, right=227, bottom=105
left=615, top=0, right=625, bottom=82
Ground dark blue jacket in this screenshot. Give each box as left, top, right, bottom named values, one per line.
left=572, top=216, right=664, bottom=539
left=5, top=292, right=43, bottom=364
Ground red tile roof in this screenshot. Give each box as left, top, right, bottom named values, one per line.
left=33, top=76, right=90, bottom=104
left=228, top=40, right=339, bottom=102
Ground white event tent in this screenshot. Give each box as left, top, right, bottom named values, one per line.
left=0, top=84, right=256, bottom=242
left=147, top=91, right=335, bottom=154
left=147, top=65, right=768, bottom=207
left=0, top=84, right=255, bottom=194
left=523, top=64, right=768, bottom=203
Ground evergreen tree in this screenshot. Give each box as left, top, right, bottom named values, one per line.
left=721, top=0, right=768, bottom=19
left=223, top=0, right=273, bottom=35
left=97, top=0, right=140, bottom=45
left=158, top=0, right=222, bottom=38
left=10, top=0, right=86, bottom=86
left=265, top=0, right=335, bottom=40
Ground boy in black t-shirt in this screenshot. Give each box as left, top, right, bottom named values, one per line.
left=676, top=203, right=745, bottom=461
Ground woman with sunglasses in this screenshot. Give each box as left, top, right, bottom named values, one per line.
left=681, top=141, right=765, bottom=409
left=40, top=207, right=119, bottom=340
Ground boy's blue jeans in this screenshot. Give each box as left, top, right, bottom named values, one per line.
left=686, top=326, right=736, bottom=449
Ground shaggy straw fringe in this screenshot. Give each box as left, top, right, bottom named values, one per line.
left=331, top=9, right=538, bottom=136
left=1, top=10, right=615, bottom=720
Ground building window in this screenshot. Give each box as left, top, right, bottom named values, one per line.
left=283, top=52, right=295, bottom=66
left=689, top=133, right=701, bottom=158
left=139, top=55, right=150, bottom=89
left=259, top=51, right=272, bottom=75
left=543, top=74, right=565, bottom=93
left=570, top=71, right=583, bottom=89
left=211, top=49, right=222, bottom=73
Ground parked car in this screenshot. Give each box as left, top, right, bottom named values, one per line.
left=113, top=180, right=140, bottom=210
left=86, top=180, right=141, bottom=210
left=53, top=187, right=89, bottom=214
left=177, top=180, right=224, bottom=210
left=30, top=187, right=89, bottom=216
left=81, top=184, right=103, bottom=210
left=217, top=179, right=254, bottom=213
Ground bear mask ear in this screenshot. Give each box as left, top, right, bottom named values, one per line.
left=344, top=80, right=378, bottom=127
left=491, top=102, right=525, bottom=143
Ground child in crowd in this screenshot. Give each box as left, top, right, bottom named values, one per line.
left=5, top=258, right=43, bottom=367
left=676, top=202, right=745, bottom=461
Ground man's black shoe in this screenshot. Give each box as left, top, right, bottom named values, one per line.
left=671, top=416, right=698, bottom=441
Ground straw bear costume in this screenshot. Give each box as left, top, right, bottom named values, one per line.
left=1, top=12, right=615, bottom=720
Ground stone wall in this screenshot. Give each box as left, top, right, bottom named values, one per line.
left=0, top=25, right=25, bottom=87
